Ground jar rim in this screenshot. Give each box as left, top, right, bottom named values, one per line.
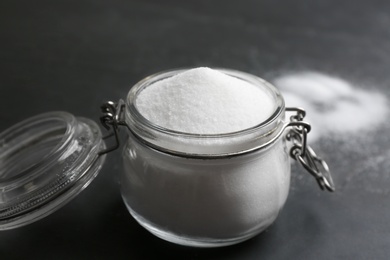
left=125, top=68, right=286, bottom=156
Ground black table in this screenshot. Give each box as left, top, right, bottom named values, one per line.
left=1, top=1, right=389, bottom=259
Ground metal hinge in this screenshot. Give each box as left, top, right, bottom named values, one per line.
left=286, top=107, right=335, bottom=192
left=98, top=99, right=128, bottom=156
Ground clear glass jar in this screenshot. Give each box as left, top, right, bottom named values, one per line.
left=120, top=69, right=293, bottom=247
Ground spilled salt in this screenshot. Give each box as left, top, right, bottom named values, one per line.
left=273, top=72, right=388, bottom=142
left=135, top=67, right=275, bottom=134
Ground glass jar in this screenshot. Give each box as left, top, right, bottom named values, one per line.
left=0, top=68, right=334, bottom=248
left=118, top=69, right=333, bottom=247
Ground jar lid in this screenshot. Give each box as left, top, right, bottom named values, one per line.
left=0, top=111, right=106, bottom=230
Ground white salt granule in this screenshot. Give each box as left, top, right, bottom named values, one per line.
left=136, top=67, right=275, bottom=134
left=273, top=72, right=388, bottom=142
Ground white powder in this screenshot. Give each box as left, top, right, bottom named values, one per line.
left=135, top=67, right=275, bottom=134
left=273, top=72, right=388, bottom=142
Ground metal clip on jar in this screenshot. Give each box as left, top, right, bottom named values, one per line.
left=0, top=69, right=334, bottom=248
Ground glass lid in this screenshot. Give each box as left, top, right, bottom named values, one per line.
left=0, top=111, right=106, bottom=230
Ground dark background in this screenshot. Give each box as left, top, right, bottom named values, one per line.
left=1, top=0, right=390, bottom=259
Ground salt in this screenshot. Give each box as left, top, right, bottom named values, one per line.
left=273, top=72, right=388, bottom=142
left=135, top=67, right=275, bottom=134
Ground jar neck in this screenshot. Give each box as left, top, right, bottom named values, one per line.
left=125, top=69, right=286, bottom=157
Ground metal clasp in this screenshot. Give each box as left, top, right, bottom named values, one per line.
left=98, top=99, right=128, bottom=155
left=286, top=107, right=335, bottom=192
